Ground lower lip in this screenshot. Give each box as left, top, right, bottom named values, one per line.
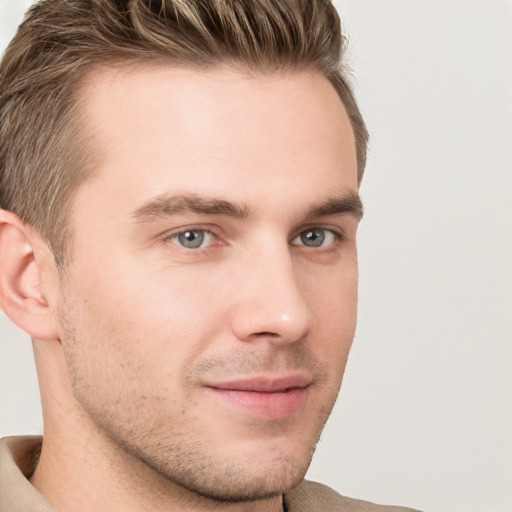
left=206, top=387, right=308, bottom=420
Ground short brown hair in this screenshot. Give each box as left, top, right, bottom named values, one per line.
left=0, top=0, right=368, bottom=263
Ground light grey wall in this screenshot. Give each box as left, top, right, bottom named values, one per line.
left=1, top=1, right=511, bottom=511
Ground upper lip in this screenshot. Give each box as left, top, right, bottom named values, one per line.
left=205, top=374, right=312, bottom=393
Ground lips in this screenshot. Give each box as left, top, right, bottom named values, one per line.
left=204, top=375, right=311, bottom=419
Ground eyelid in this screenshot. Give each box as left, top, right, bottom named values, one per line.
left=163, top=225, right=223, bottom=248
left=290, top=226, right=345, bottom=248
left=163, top=223, right=218, bottom=237
left=160, top=223, right=345, bottom=250
left=291, top=225, right=344, bottom=241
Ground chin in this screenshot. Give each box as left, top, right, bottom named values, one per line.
left=162, top=454, right=309, bottom=503
left=128, top=436, right=314, bottom=504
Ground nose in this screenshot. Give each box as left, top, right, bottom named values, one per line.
left=229, top=244, right=316, bottom=345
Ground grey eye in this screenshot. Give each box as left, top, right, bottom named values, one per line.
left=292, top=228, right=337, bottom=248
left=173, top=230, right=208, bottom=249
left=300, top=228, right=325, bottom=247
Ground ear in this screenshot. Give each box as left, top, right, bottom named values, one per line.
left=0, top=209, right=60, bottom=340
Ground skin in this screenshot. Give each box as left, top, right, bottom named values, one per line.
left=0, top=66, right=360, bottom=512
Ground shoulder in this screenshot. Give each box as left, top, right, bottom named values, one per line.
left=0, top=436, right=55, bottom=512
left=284, top=480, right=423, bottom=512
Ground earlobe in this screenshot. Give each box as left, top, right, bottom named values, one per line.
left=0, top=209, right=60, bottom=340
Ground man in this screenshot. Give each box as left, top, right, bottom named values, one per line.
left=0, top=1, right=421, bottom=511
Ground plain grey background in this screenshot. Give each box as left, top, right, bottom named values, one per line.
left=1, top=1, right=511, bottom=511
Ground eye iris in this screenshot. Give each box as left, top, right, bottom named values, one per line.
left=301, top=228, right=325, bottom=247
left=178, top=230, right=204, bottom=248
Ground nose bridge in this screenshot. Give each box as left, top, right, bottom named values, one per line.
left=230, top=237, right=315, bottom=343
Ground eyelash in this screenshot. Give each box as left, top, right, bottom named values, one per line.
left=165, top=227, right=219, bottom=250
left=291, top=227, right=344, bottom=249
left=164, top=226, right=344, bottom=251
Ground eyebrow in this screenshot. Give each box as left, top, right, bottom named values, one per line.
left=132, top=191, right=363, bottom=222
left=132, top=193, right=250, bottom=221
left=306, top=192, right=364, bottom=221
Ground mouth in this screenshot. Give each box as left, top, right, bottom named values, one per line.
left=204, top=375, right=311, bottom=420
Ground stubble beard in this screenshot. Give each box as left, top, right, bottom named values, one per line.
left=57, top=287, right=343, bottom=505
left=82, top=383, right=339, bottom=505
left=95, top=392, right=337, bottom=505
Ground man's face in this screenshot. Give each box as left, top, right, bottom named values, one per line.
left=57, top=66, right=360, bottom=501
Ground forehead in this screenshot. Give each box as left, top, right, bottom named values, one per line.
left=75, top=65, right=358, bottom=215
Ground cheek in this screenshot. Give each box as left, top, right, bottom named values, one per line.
left=305, top=252, right=358, bottom=312
left=304, top=262, right=358, bottom=362
left=58, top=282, right=198, bottom=429
left=61, top=262, right=229, bottom=385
